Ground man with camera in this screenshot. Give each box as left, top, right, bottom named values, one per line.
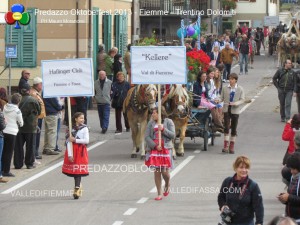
left=218, top=156, right=264, bottom=225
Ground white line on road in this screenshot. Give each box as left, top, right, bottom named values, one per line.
left=136, top=197, right=149, bottom=204
left=1, top=141, right=107, bottom=195
left=150, top=156, right=195, bottom=193
left=112, top=221, right=123, bottom=225
left=240, top=85, right=269, bottom=114
left=193, top=150, right=201, bottom=153
left=123, top=208, right=137, bottom=216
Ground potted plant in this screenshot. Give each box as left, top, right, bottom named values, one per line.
left=221, top=0, right=237, bottom=10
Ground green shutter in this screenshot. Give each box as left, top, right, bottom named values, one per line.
left=103, top=14, right=112, bottom=51
left=93, top=7, right=99, bottom=80
left=115, top=14, right=127, bottom=56
left=5, top=8, right=36, bottom=67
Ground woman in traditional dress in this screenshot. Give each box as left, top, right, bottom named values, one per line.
left=62, top=112, right=89, bottom=199
left=145, top=107, right=175, bottom=201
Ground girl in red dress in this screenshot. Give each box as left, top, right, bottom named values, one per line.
left=62, top=112, right=89, bottom=199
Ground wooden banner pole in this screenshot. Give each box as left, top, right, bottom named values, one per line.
left=67, top=97, right=73, bottom=151
left=158, top=84, right=162, bottom=148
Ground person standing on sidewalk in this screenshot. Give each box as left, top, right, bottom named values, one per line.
left=218, top=156, right=264, bottom=225
left=18, top=70, right=30, bottom=94
left=111, top=72, right=130, bottom=133
left=62, top=112, right=89, bottom=199
left=220, top=73, right=245, bottom=154
left=43, top=97, right=63, bottom=155
left=238, top=34, right=251, bottom=75
left=273, top=59, right=296, bottom=122
left=30, top=77, right=45, bottom=160
left=0, top=108, right=8, bottom=182
left=220, top=42, right=237, bottom=82
left=14, top=84, right=41, bottom=169
left=2, top=93, right=23, bottom=177
left=94, top=70, right=112, bottom=134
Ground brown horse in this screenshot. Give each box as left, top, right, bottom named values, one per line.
left=123, top=84, right=157, bottom=159
left=162, top=84, right=189, bottom=157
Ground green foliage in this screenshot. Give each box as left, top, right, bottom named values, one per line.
left=136, top=33, right=158, bottom=46
left=201, top=23, right=208, bottom=32
left=221, top=0, right=237, bottom=9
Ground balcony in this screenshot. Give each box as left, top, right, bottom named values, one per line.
left=139, top=0, right=209, bottom=16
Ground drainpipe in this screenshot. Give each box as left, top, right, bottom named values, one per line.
left=266, top=0, right=269, bottom=16
left=76, top=0, right=79, bottom=58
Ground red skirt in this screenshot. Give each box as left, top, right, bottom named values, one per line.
left=145, top=149, right=171, bottom=168
left=62, top=143, right=89, bottom=177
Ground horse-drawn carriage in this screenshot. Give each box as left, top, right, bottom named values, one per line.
left=123, top=84, right=218, bottom=159
left=185, top=108, right=216, bottom=151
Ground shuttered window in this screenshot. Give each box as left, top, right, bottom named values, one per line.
left=103, top=14, right=112, bottom=51
left=5, top=8, right=37, bottom=67
left=114, top=13, right=128, bottom=56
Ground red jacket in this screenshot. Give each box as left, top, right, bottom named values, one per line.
left=282, top=123, right=295, bottom=154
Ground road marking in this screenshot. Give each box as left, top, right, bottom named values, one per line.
left=240, top=85, right=269, bottom=114
left=150, top=156, right=195, bottom=193
left=1, top=141, right=107, bottom=195
left=137, top=197, right=149, bottom=204
left=193, top=150, right=201, bottom=153
left=112, top=221, right=123, bottom=225
left=232, top=64, right=239, bottom=70
left=123, top=208, right=137, bottom=216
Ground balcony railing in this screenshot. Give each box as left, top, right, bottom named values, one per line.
left=139, top=0, right=209, bottom=16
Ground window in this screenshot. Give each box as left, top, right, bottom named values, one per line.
left=5, top=8, right=36, bottom=67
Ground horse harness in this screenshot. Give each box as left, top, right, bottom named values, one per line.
left=127, top=86, right=153, bottom=115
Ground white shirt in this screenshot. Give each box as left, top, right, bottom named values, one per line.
left=67, top=126, right=89, bottom=157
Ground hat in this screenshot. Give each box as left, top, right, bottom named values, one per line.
left=33, top=77, right=42, bottom=84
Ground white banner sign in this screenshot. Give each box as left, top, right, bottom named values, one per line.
left=131, top=46, right=186, bottom=84
left=264, top=16, right=279, bottom=26
left=42, top=58, right=94, bottom=98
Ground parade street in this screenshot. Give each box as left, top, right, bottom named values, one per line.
left=0, top=53, right=291, bottom=224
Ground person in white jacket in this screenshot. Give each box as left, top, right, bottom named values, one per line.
left=2, top=93, right=23, bottom=177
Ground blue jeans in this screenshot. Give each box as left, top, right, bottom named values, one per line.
left=97, top=104, right=110, bottom=129
left=0, top=136, right=4, bottom=176
left=239, top=53, right=248, bottom=73
left=278, top=89, right=293, bottom=120
left=35, top=118, right=43, bottom=157
left=55, top=117, right=61, bottom=150
left=223, top=63, right=232, bottom=80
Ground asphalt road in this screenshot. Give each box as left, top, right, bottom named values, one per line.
left=0, top=51, right=293, bottom=225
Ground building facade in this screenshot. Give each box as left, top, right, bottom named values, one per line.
left=0, top=0, right=132, bottom=90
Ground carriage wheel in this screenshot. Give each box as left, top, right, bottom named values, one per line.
left=211, top=132, right=215, bottom=146
left=203, top=132, right=208, bottom=151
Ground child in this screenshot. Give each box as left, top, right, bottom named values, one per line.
left=62, top=112, right=89, bottom=199
left=220, top=73, right=245, bottom=154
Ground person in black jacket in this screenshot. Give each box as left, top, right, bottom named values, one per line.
left=18, top=70, right=31, bottom=94
left=273, top=59, right=296, bottom=122
left=113, top=54, right=123, bottom=82
left=111, top=72, right=130, bottom=133
left=278, top=152, right=300, bottom=224
left=294, top=70, right=300, bottom=114
left=218, top=156, right=264, bottom=225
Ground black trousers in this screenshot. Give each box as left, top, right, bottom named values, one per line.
left=115, top=107, right=130, bottom=131
left=224, top=107, right=239, bottom=136
left=14, top=132, right=36, bottom=169
left=2, top=133, right=16, bottom=173
left=223, top=63, right=232, bottom=80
